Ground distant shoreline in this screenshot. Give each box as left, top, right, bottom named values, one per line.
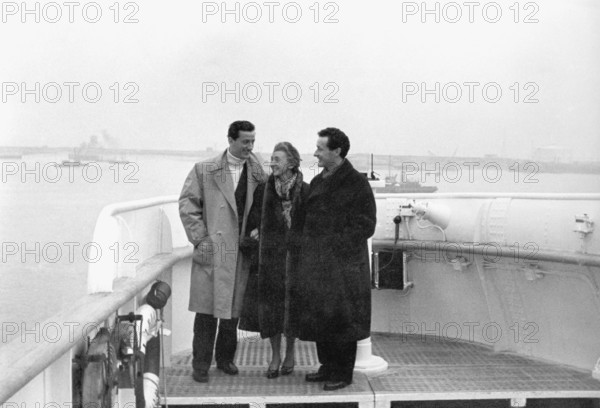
left=2, top=146, right=600, bottom=174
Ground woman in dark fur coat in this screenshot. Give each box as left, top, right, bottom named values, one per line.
left=240, top=142, right=309, bottom=378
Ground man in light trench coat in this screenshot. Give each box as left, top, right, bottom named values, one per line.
left=179, top=120, right=266, bottom=383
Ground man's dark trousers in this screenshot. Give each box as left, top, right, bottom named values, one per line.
left=316, top=340, right=357, bottom=383
left=192, top=163, right=247, bottom=372
left=192, top=313, right=239, bottom=371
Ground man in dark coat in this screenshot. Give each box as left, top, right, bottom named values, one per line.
left=288, top=127, right=376, bottom=391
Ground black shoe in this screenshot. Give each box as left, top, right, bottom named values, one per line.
left=323, top=380, right=350, bottom=391
left=216, top=361, right=239, bottom=375
left=266, top=367, right=279, bottom=379
left=305, top=371, right=330, bottom=382
left=192, top=369, right=209, bottom=383
left=280, top=364, right=294, bottom=376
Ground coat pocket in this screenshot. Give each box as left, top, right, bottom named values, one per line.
left=193, top=236, right=215, bottom=267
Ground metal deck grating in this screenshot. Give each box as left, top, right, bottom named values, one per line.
left=370, top=366, right=600, bottom=392
left=161, top=332, right=600, bottom=406
left=170, top=334, right=319, bottom=368
left=371, top=332, right=535, bottom=366
left=163, top=367, right=372, bottom=397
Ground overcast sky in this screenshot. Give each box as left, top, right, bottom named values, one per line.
left=1, top=0, right=598, bottom=159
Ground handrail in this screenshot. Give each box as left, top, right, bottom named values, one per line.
left=375, top=192, right=600, bottom=200
left=0, top=246, right=192, bottom=403
left=96, top=194, right=179, bottom=217
left=372, top=239, right=600, bottom=267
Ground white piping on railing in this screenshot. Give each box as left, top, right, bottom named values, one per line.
left=375, top=193, right=600, bottom=200
left=98, top=195, right=179, bottom=216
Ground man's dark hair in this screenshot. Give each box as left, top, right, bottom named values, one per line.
left=228, top=120, right=255, bottom=140
left=318, top=127, right=350, bottom=158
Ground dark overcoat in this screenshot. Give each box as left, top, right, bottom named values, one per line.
left=240, top=173, right=309, bottom=338
left=288, top=159, right=376, bottom=342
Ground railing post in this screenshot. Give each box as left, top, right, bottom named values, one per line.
left=87, top=207, right=122, bottom=293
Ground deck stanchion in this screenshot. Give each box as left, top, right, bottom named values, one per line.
left=356, top=238, right=389, bottom=374
left=355, top=337, right=388, bottom=373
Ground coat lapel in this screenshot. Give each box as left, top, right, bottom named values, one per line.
left=289, top=171, right=305, bottom=222
left=241, top=153, right=264, bottom=231
left=307, top=159, right=353, bottom=203
left=208, top=150, right=266, bottom=231
left=210, top=151, right=238, bottom=215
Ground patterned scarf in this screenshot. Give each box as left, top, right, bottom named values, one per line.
left=274, top=173, right=297, bottom=228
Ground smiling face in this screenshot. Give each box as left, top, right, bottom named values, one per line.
left=314, top=136, right=341, bottom=169
left=270, top=150, right=293, bottom=179
left=228, top=130, right=255, bottom=160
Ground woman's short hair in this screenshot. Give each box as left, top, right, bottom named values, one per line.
left=273, top=141, right=301, bottom=172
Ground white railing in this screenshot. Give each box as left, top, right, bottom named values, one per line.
left=3, top=191, right=600, bottom=403
left=371, top=192, right=600, bottom=374
left=0, top=196, right=191, bottom=404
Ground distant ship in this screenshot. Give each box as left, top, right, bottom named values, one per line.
left=367, top=154, right=438, bottom=193
left=61, top=134, right=129, bottom=166
left=378, top=173, right=438, bottom=193
left=61, top=153, right=129, bottom=166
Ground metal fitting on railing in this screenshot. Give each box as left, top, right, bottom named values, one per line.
left=574, top=213, right=594, bottom=238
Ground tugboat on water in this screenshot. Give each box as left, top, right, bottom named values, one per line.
left=379, top=173, right=438, bottom=193
left=368, top=154, right=438, bottom=193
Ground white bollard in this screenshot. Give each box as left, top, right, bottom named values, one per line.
left=354, top=337, right=388, bottom=373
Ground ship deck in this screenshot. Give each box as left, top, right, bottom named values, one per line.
left=160, top=332, right=600, bottom=407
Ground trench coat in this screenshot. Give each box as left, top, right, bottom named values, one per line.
left=179, top=150, right=266, bottom=319
left=239, top=172, right=309, bottom=338
left=287, top=159, right=376, bottom=342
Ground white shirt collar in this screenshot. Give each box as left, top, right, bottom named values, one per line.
left=227, top=149, right=246, bottom=166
